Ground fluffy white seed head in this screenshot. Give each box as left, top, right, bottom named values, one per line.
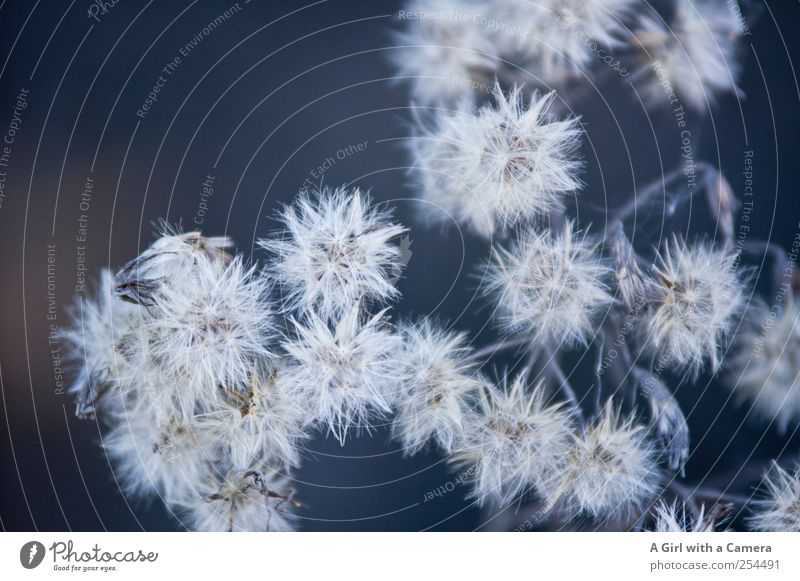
left=278, top=306, right=403, bottom=444
left=61, top=269, right=145, bottom=416
left=749, top=462, right=800, bottom=532
left=393, top=0, right=499, bottom=106
left=727, top=297, right=800, bottom=431
left=631, top=1, right=742, bottom=111
left=392, top=321, right=483, bottom=455
left=183, top=469, right=296, bottom=532
left=143, top=255, right=275, bottom=423
left=411, top=87, right=583, bottom=237
left=453, top=375, right=575, bottom=507
left=640, top=239, right=744, bottom=376
left=497, top=0, right=637, bottom=82
left=202, top=363, right=309, bottom=471
left=114, top=225, right=232, bottom=307
left=102, top=400, right=212, bottom=505
left=547, top=403, right=659, bottom=518
left=264, top=187, right=406, bottom=320
left=651, top=501, right=723, bottom=532
left=485, top=222, right=613, bottom=347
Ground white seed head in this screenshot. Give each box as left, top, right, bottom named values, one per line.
left=114, top=225, right=232, bottom=307
left=497, top=0, right=637, bottom=82
left=202, top=363, right=309, bottom=471
left=411, top=87, right=582, bottom=237
left=263, top=187, right=406, bottom=320
left=727, top=298, right=800, bottom=432
left=640, top=238, right=744, bottom=376
left=651, top=501, right=723, bottom=532
left=183, top=469, right=296, bottom=532
left=393, top=0, right=499, bottom=105
left=102, top=400, right=212, bottom=505
left=453, top=375, right=575, bottom=507
left=61, top=269, right=145, bottom=416
left=547, top=403, right=659, bottom=518
left=485, top=222, right=613, bottom=347
left=632, top=1, right=742, bottom=111
left=392, top=320, right=483, bottom=455
left=278, top=306, right=403, bottom=444
left=749, top=462, right=800, bottom=532
left=143, top=255, right=275, bottom=422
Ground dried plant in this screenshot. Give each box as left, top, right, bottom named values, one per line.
left=64, top=0, right=800, bottom=531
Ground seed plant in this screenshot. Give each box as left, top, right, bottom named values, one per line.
left=63, top=0, right=800, bottom=531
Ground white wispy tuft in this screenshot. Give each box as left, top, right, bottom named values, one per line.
left=726, top=297, right=800, bottom=432
left=546, top=402, right=659, bottom=518
left=113, top=225, right=232, bottom=307
left=182, top=469, right=296, bottom=532
left=485, top=222, right=613, bottom=347
left=202, top=363, right=310, bottom=471
left=411, top=87, right=583, bottom=237
left=263, top=187, right=406, bottom=320
left=393, top=0, right=499, bottom=106
left=392, top=320, right=483, bottom=455
left=453, top=375, right=575, bottom=507
left=749, top=462, right=800, bottom=532
left=631, top=1, right=743, bottom=111
left=60, top=269, right=144, bottom=417
left=102, top=400, right=211, bottom=505
left=496, top=0, right=638, bottom=82
left=651, top=500, right=724, bottom=532
left=278, top=306, right=403, bottom=444
left=640, top=238, right=744, bottom=377
left=142, top=255, right=275, bottom=423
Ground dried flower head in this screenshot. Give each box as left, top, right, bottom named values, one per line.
left=392, top=321, right=483, bottom=455
left=640, top=238, right=744, bottom=376
left=264, top=187, right=406, bottom=320
left=279, top=307, right=402, bottom=444
left=114, top=225, right=232, bottom=307
left=412, top=87, right=582, bottom=237
left=547, top=403, right=659, bottom=518
left=498, top=0, right=637, bottom=81
left=632, top=1, right=742, bottom=111
left=102, top=401, right=211, bottom=505
left=393, top=0, right=499, bottom=105
left=453, top=375, right=574, bottom=506
left=651, top=501, right=726, bottom=532
left=203, top=363, right=309, bottom=471
left=749, top=462, right=800, bottom=532
left=726, top=297, right=800, bottom=432
left=143, top=255, right=275, bottom=422
left=61, top=270, right=144, bottom=417
left=485, top=222, right=613, bottom=347
left=183, top=469, right=296, bottom=532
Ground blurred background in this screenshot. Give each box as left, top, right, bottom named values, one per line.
left=1, top=0, right=800, bottom=531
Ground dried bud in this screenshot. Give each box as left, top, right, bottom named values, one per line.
left=633, top=367, right=690, bottom=475
left=609, top=223, right=649, bottom=312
